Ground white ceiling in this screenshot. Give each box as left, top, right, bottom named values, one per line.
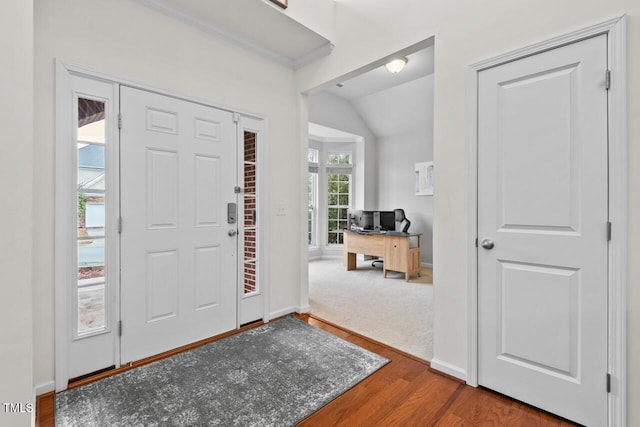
left=325, top=47, right=434, bottom=101
left=136, top=0, right=434, bottom=140
left=136, top=0, right=332, bottom=67
left=315, top=46, right=435, bottom=139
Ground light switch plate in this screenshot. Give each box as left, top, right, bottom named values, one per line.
left=276, top=203, right=287, bottom=216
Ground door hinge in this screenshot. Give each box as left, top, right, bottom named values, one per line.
left=234, top=186, right=242, bottom=194
left=607, top=221, right=612, bottom=241
left=605, top=69, right=611, bottom=90
left=118, top=320, right=123, bottom=337
left=118, top=216, right=123, bottom=234
left=118, top=112, right=122, bottom=129
left=607, top=373, right=612, bottom=393
left=232, top=112, right=240, bottom=123
left=475, top=237, right=478, bottom=248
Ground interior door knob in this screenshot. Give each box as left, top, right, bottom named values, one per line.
left=481, top=239, right=494, bottom=249
left=228, top=229, right=238, bottom=237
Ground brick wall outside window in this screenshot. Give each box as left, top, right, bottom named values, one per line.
left=244, top=131, right=257, bottom=294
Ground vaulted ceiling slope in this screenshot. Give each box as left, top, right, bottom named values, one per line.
left=135, top=0, right=333, bottom=68
left=316, top=47, right=435, bottom=139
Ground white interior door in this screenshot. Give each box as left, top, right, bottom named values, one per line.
left=120, top=87, right=238, bottom=363
left=477, top=34, right=608, bottom=425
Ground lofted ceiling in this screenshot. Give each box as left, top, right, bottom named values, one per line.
left=314, top=46, right=435, bottom=139
left=325, top=47, right=434, bottom=101
left=135, top=0, right=333, bottom=68
left=135, top=0, right=433, bottom=140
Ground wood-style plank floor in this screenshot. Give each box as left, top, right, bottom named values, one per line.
left=36, top=314, right=576, bottom=427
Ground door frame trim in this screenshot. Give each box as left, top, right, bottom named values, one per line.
left=55, top=60, right=270, bottom=390
left=466, top=16, right=627, bottom=426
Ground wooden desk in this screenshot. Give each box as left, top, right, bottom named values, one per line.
left=343, top=231, right=422, bottom=281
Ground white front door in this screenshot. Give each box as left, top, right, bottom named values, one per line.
left=477, top=34, right=608, bottom=425
left=120, top=87, right=238, bottom=363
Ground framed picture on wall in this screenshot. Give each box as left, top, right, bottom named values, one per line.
left=415, top=161, right=434, bottom=196
left=268, top=0, right=288, bottom=9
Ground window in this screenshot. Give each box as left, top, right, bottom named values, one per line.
left=76, top=97, right=108, bottom=335
left=243, top=131, right=259, bottom=294
left=326, top=152, right=352, bottom=245
left=308, top=149, right=318, bottom=247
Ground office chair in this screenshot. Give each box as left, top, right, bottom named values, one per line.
left=395, top=208, right=411, bottom=233
left=372, top=209, right=411, bottom=268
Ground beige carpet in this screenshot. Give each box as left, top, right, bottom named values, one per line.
left=308, top=258, right=433, bottom=361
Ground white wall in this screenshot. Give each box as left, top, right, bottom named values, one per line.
left=296, top=0, right=640, bottom=424
left=359, top=75, right=435, bottom=264
left=0, top=1, right=34, bottom=426
left=33, top=0, right=302, bottom=388
left=377, top=130, right=434, bottom=264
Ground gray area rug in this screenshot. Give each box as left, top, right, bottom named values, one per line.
left=55, top=315, right=389, bottom=426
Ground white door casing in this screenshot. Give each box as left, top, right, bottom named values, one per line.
left=476, top=34, right=608, bottom=425
left=120, top=87, right=238, bottom=363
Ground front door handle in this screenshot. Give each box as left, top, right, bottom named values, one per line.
left=481, top=239, right=494, bottom=250
left=228, top=229, right=238, bottom=237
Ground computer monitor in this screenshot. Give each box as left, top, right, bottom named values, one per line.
left=379, top=211, right=396, bottom=231
left=347, top=209, right=363, bottom=229
left=361, top=211, right=374, bottom=230
left=348, top=209, right=401, bottom=231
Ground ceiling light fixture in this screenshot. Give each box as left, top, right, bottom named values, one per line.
left=385, top=57, right=408, bottom=74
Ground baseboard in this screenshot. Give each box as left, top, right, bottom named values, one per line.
left=34, top=381, right=55, bottom=396
left=421, top=262, right=433, bottom=268
left=269, top=306, right=299, bottom=320
left=430, top=358, right=467, bottom=382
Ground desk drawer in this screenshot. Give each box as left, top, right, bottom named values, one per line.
left=344, top=233, right=385, bottom=257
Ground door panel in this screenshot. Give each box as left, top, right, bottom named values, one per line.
left=120, top=87, right=237, bottom=363
left=477, top=35, right=608, bottom=426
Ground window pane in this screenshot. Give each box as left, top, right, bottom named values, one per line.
left=78, top=98, right=106, bottom=144
left=308, top=149, right=318, bottom=163
left=338, top=195, right=349, bottom=206
left=78, top=238, right=105, bottom=269
left=244, top=229, right=257, bottom=262
left=77, top=143, right=105, bottom=187
left=339, top=208, right=348, bottom=220
left=244, top=261, right=257, bottom=294
left=244, top=196, right=256, bottom=227
left=327, top=153, right=350, bottom=165
left=244, top=131, right=256, bottom=162
left=78, top=283, right=106, bottom=334
left=328, top=233, right=338, bottom=244
left=244, top=163, right=256, bottom=194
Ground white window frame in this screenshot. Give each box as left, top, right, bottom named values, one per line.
left=308, top=148, right=319, bottom=248
left=325, top=150, right=353, bottom=247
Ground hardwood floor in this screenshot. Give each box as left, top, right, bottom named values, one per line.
left=36, top=314, right=576, bottom=427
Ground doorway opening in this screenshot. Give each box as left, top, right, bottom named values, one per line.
left=305, top=40, right=435, bottom=361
